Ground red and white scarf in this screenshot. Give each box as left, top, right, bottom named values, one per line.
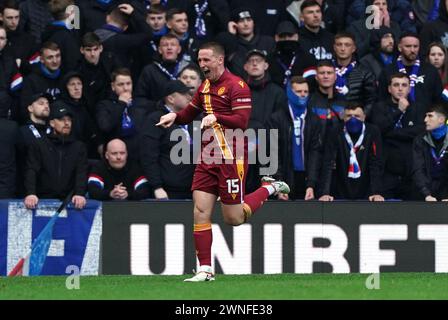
left=344, top=124, right=365, bottom=179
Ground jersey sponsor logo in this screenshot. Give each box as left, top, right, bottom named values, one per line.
left=218, top=86, right=226, bottom=96
left=236, top=98, right=251, bottom=103
left=238, top=81, right=245, bottom=88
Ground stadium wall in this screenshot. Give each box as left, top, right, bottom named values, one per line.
left=2, top=200, right=448, bottom=275
left=101, top=201, right=448, bottom=275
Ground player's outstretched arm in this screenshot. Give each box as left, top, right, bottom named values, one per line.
left=156, top=112, right=177, bottom=128
left=214, top=108, right=251, bottom=129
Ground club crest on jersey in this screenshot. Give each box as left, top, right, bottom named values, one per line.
left=238, top=81, right=245, bottom=88
left=218, top=86, right=226, bottom=96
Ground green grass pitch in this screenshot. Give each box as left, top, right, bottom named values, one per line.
left=1, top=273, right=448, bottom=300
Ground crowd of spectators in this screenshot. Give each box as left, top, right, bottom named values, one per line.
left=1, top=0, right=448, bottom=208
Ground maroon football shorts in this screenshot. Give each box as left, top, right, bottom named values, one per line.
left=191, top=159, right=248, bottom=205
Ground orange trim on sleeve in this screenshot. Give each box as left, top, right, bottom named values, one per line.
left=194, top=223, right=212, bottom=232
left=232, top=105, right=252, bottom=110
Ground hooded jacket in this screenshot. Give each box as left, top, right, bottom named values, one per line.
left=359, top=27, right=397, bottom=81
left=246, top=73, right=287, bottom=130
left=298, top=25, right=334, bottom=61
left=346, top=17, right=401, bottom=58
left=58, top=72, right=102, bottom=150
left=24, top=132, right=88, bottom=198
left=412, top=131, right=448, bottom=199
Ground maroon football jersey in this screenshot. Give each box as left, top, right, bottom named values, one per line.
left=189, top=69, right=252, bottom=162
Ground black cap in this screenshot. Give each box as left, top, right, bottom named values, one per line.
left=231, top=7, right=252, bottom=22
left=276, top=21, right=298, bottom=35
left=28, top=92, right=53, bottom=106
left=245, top=49, right=268, bottom=62
left=49, top=101, right=73, bottom=120
left=163, top=80, right=191, bottom=97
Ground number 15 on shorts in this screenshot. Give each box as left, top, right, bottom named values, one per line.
left=226, top=179, right=239, bottom=194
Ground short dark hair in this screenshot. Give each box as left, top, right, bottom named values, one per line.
left=40, top=41, right=60, bottom=55
left=111, top=68, right=132, bottom=82
left=81, top=32, right=101, bottom=47
left=316, top=60, right=334, bottom=69
left=48, top=0, right=74, bottom=20
left=199, top=42, right=225, bottom=57
left=388, top=72, right=410, bottom=85
left=334, top=32, right=356, bottom=44
left=179, top=63, right=204, bottom=80
left=166, top=7, right=187, bottom=21
left=345, top=101, right=365, bottom=112
left=290, top=76, right=308, bottom=86
left=428, top=103, right=448, bottom=119
left=301, top=0, right=321, bottom=12
left=399, top=31, right=419, bottom=42
left=1, top=0, right=20, bottom=12
left=148, top=3, right=166, bottom=15
left=108, top=6, right=130, bottom=27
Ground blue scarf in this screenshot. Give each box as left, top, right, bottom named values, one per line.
left=96, top=0, right=112, bottom=4
left=102, top=24, right=124, bottom=34
left=430, top=125, right=447, bottom=175
left=397, top=56, right=420, bottom=102
left=179, top=31, right=190, bottom=44
left=286, top=82, right=308, bottom=112
left=287, top=83, right=307, bottom=171
left=153, top=25, right=169, bottom=37
left=431, top=124, right=447, bottom=140
left=428, top=0, right=440, bottom=21
left=150, top=26, right=169, bottom=52
left=121, top=101, right=136, bottom=137
left=334, top=60, right=356, bottom=97
left=194, top=0, right=208, bottom=38
left=379, top=53, right=393, bottom=66
left=52, top=20, right=69, bottom=29
left=39, top=63, right=61, bottom=80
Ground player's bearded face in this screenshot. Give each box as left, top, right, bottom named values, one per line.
left=198, top=49, right=223, bottom=82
